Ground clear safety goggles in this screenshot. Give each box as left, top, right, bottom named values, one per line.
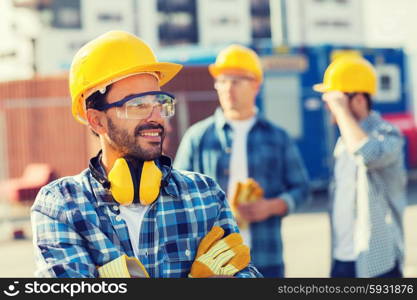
left=97, top=91, right=176, bottom=120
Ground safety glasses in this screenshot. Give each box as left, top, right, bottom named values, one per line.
left=97, top=91, right=176, bottom=120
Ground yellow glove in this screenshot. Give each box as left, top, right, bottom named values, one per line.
left=189, top=226, right=250, bottom=278
left=98, top=255, right=150, bottom=278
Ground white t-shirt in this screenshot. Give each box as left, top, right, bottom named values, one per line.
left=227, top=116, right=256, bottom=247
left=332, top=141, right=357, bottom=261
left=119, top=204, right=149, bottom=258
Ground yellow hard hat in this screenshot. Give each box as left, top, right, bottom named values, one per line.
left=313, top=55, right=377, bottom=95
left=209, top=44, right=263, bottom=82
left=69, top=30, right=183, bottom=124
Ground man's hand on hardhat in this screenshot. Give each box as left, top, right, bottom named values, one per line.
left=189, top=226, right=250, bottom=278
left=322, top=91, right=351, bottom=116
left=238, top=198, right=288, bottom=222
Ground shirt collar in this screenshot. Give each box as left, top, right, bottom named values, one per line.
left=214, top=107, right=267, bottom=132
left=214, top=107, right=229, bottom=131
left=156, top=155, right=180, bottom=199
left=359, top=110, right=380, bottom=132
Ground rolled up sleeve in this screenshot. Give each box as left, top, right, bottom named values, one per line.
left=280, top=134, right=310, bottom=214
left=353, top=127, right=404, bottom=170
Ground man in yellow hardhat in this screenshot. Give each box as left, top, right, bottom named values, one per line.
left=174, top=44, right=309, bottom=277
left=31, top=31, right=261, bottom=278
left=314, top=54, right=406, bottom=278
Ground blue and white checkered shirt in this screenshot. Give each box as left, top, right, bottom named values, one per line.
left=330, top=111, right=407, bottom=277
left=31, top=156, right=262, bottom=278
left=174, top=108, right=310, bottom=269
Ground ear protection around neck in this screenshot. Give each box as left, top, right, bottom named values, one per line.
left=89, top=151, right=169, bottom=206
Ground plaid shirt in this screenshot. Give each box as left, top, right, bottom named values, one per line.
left=174, top=108, right=310, bottom=268
left=330, top=111, right=407, bottom=277
left=31, top=156, right=262, bottom=278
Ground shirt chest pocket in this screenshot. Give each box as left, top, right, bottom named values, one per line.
left=161, top=237, right=200, bottom=278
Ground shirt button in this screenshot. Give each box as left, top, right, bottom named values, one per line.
left=225, top=147, right=231, bottom=154
left=145, top=251, right=149, bottom=257
left=113, top=205, right=119, bottom=211
left=185, top=249, right=191, bottom=257
left=115, top=215, right=122, bottom=222
left=224, top=169, right=229, bottom=175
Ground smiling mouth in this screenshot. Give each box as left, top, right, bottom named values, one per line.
left=139, top=132, right=161, bottom=137
left=135, top=123, right=164, bottom=141
left=137, top=129, right=163, bottom=141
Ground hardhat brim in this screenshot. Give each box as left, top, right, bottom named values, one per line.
left=313, top=83, right=327, bottom=93
left=74, top=61, right=183, bottom=124
left=313, top=83, right=376, bottom=95
left=208, top=64, right=220, bottom=78
left=209, top=64, right=261, bottom=81
left=149, top=62, right=183, bottom=86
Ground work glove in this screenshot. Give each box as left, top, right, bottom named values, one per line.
left=98, top=254, right=150, bottom=278
left=189, top=226, right=250, bottom=278
left=231, top=178, right=264, bottom=227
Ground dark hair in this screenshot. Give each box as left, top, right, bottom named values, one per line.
left=346, top=92, right=372, bottom=111
left=85, top=84, right=113, bottom=137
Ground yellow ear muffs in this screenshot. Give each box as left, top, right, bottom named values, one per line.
left=108, top=159, right=135, bottom=205
left=108, top=158, right=163, bottom=206
left=140, top=161, right=163, bottom=205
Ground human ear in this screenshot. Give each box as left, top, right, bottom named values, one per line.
left=87, top=109, right=107, bottom=135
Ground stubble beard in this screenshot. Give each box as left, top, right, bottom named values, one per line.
left=106, top=117, right=164, bottom=161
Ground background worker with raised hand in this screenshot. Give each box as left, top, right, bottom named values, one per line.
left=314, top=54, right=407, bottom=278
left=31, top=30, right=261, bottom=278
left=174, top=44, right=310, bottom=278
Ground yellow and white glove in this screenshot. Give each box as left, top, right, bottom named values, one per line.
left=98, top=255, right=150, bottom=278
left=189, top=226, right=250, bottom=278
